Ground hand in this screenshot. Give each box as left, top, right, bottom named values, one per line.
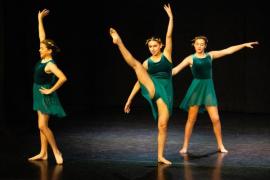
left=164, top=3, right=173, bottom=19
left=124, top=100, right=132, bottom=114
left=38, top=9, right=50, bottom=20
left=245, top=41, right=259, bottom=48
left=39, top=87, right=53, bottom=95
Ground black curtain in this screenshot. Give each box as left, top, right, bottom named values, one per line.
left=1, top=0, right=270, bottom=132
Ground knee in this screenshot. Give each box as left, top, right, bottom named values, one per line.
left=211, top=116, right=220, bottom=125
left=132, top=61, right=141, bottom=70
left=38, top=124, right=48, bottom=131
left=187, top=117, right=197, bottom=124
left=158, top=122, right=168, bottom=131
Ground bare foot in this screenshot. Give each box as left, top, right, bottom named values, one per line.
left=158, top=157, right=172, bottom=165
left=179, top=147, right=188, bottom=154
left=54, top=152, right=63, bottom=165
left=109, top=28, right=122, bottom=45
left=28, top=153, right=48, bottom=161
left=218, top=147, right=228, bottom=153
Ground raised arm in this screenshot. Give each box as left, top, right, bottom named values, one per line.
left=163, top=4, right=173, bottom=61
left=209, top=41, right=259, bottom=60
left=172, top=55, right=192, bottom=76
left=38, top=9, right=50, bottom=42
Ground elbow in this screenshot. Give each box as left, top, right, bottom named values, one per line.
left=172, top=70, right=176, bottom=76
left=61, top=76, right=67, bottom=83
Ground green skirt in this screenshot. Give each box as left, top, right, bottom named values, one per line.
left=33, top=83, right=66, bottom=118
left=140, top=76, right=173, bottom=121
left=180, top=79, right=217, bottom=113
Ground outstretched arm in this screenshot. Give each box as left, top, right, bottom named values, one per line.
left=163, top=4, right=173, bottom=62
left=172, top=55, right=192, bottom=76
left=39, top=63, right=67, bottom=95
left=38, top=9, right=49, bottom=42
left=209, top=41, right=259, bottom=60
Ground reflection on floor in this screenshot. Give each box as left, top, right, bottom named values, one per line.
left=1, top=110, right=270, bottom=179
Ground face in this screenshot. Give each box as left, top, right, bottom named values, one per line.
left=193, top=39, right=207, bottom=53
left=39, top=43, right=52, bottom=59
left=148, top=40, right=162, bottom=56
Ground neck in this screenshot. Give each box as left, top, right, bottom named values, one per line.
left=195, top=52, right=205, bottom=57
left=152, top=52, right=162, bottom=58
left=42, top=56, right=52, bottom=60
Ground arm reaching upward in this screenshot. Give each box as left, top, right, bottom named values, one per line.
left=38, top=9, right=49, bottom=42
left=163, top=4, right=173, bottom=62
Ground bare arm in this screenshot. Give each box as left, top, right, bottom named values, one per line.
left=124, top=61, right=148, bottom=113
left=38, top=9, right=49, bottom=42
left=209, top=41, right=259, bottom=60
left=124, top=81, right=140, bottom=113
left=172, top=55, right=192, bottom=76
left=163, top=4, right=173, bottom=62
left=39, top=62, right=67, bottom=94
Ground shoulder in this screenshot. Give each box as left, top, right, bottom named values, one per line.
left=162, top=53, right=172, bottom=63
left=45, top=60, right=58, bottom=71
left=186, top=54, right=193, bottom=62
left=142, top=59, right=148, bottom=69
left=207, top=51, right=214, bottom=60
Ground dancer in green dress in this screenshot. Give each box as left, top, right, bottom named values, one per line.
left=173, top=35, right=258, bottom=153
left=110, top=4, right=173, bottom=164
left=28, top=9, right=67, bottom=164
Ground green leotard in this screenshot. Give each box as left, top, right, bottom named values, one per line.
left=180, top=53, right=217, bottom=112
left=33, top=60, right=66, bottom=117
left=140, top=54, right=173, bottom=120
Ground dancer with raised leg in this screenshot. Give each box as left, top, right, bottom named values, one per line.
left=110, top=4, right=173, bottom=164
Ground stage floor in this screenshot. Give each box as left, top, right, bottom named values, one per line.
left=1, top=109, right=270, bottom=179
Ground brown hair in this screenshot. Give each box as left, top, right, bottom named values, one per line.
left=41, top=39, right=61, bottom=56
left=145, top=37, right=163, bottom=46
left=191, top=36, right=208, bottom=46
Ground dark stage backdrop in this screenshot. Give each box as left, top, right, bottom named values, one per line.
left=1, top=0, right=270, bottom=131
left=1, top=0, right=5, bottom=131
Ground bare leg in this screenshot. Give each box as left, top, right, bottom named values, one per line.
left=109, top=28, right=171, bottom=163
left=179, top=106, right=199, bottom=154
left=156, top=98, right=171, bottom=165
left=206, top=106, right=228, bottom=153
left=109, top=28, right=155, bottom=98
left=28, top=112, right=48, bottom=161
left=37, top=111, right=63, bottom=164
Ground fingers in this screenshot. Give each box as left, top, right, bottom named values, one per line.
left=124, top=106, right=130, bottom=114
left=39, top=87, right=49, bottom=94
left=39, top=9, right=50, bottom=17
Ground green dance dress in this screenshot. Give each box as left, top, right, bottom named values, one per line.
left=140, top=54, right=173, bottom=120
left=33, top=60, right=66, bottom=118
left=180, top=53, right=217, bottom=112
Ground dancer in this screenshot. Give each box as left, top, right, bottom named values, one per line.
left=110, top=4, right=173, bottom=164
left=172, top=35, right=258, bottom=153
left=28, top=9, right=67, bottom=164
